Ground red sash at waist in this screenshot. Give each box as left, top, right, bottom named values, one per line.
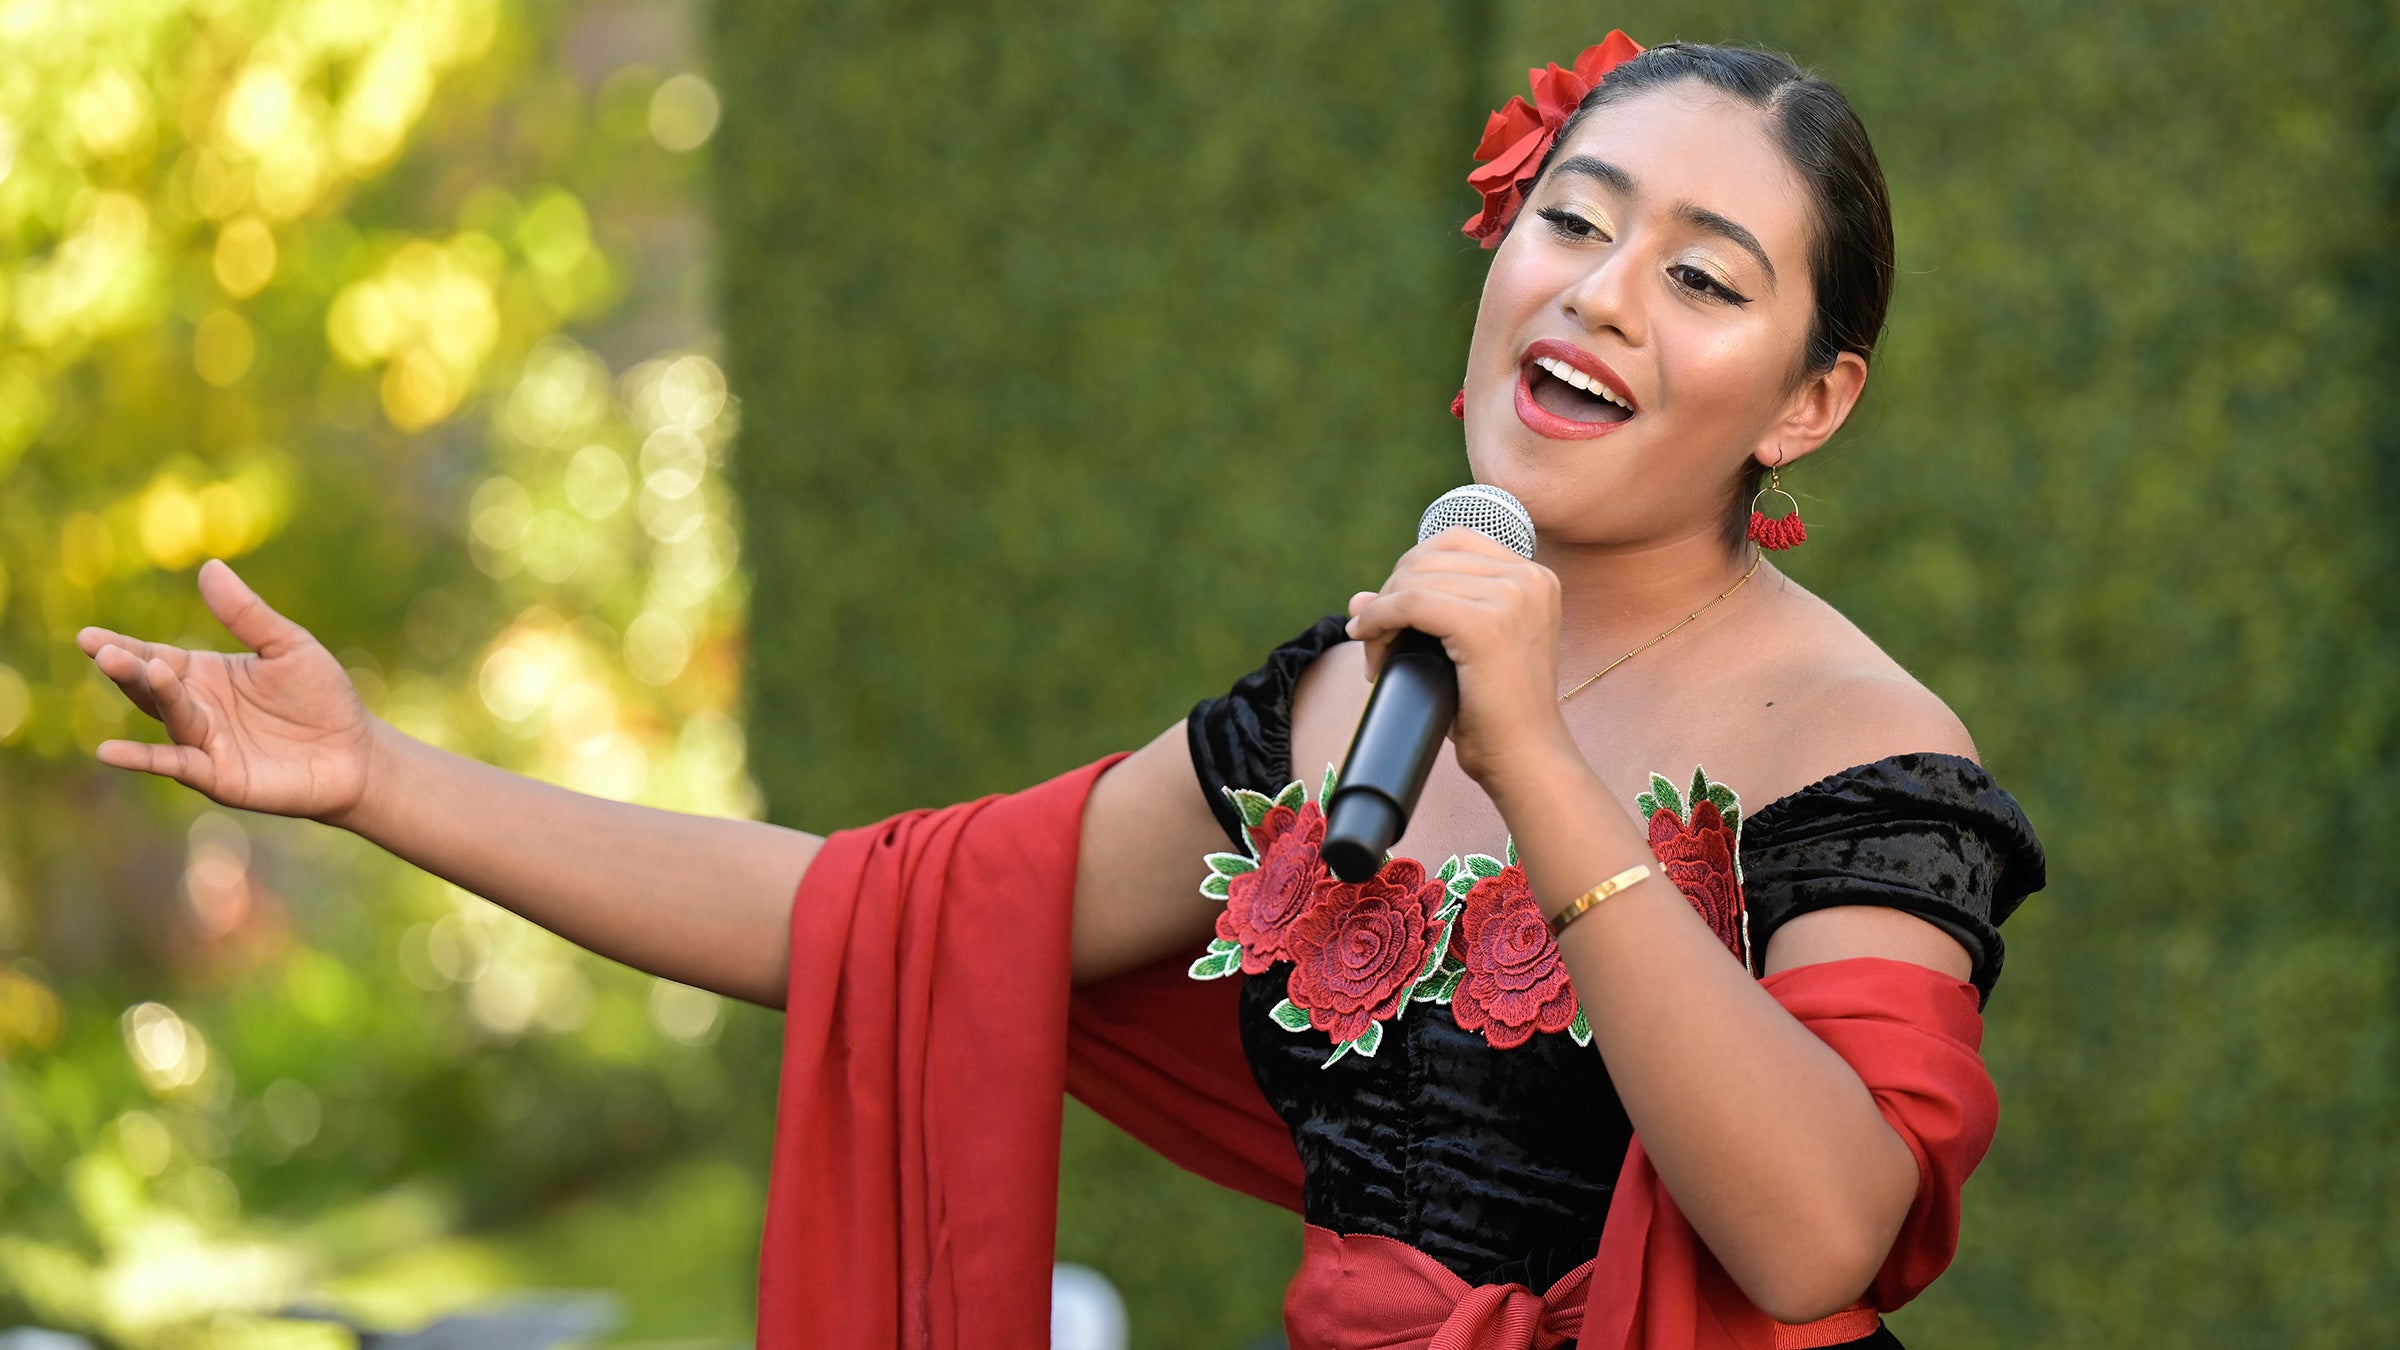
left=1284, top=1223, right=1882, bottom=1350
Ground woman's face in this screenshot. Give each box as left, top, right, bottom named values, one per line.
left=1461, top=82, right=1844, bottom=549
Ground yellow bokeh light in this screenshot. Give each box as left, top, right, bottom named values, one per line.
left=380, top=348, right=456, bottom=429
left=72, top=68, right=150, bottom=159
left=121, top=1001, right=210, bottom=1095
left=422, top=272, right=497, bottom=369
left=138, top=475, right=207, bottom=570
left=648, top=73, right=720, bottom=153
left=326, top=278, right=397, bottom=365
left=335, top=40, right=434, bottom=171
left=221, top=66, right=299, bottom=156
left=198, top=480, right=261, bottom=558
left=194, top=309, right=256, bottom=387
left=213, top=217, right=278, bottom=298
left=254, top=135, right=325, bottom=220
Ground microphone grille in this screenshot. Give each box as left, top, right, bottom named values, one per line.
left=1418, top=484, right=1536, bottom=559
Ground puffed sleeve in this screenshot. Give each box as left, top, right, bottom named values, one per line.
left=1184, top=614, right=1350, bottom=848
left=1738, top=752, right=2047, bottom=1005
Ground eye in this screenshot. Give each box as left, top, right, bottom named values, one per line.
left=1535, top=206, right=1609, bottom=242
left=1669, top=263, right=1749, bottom=305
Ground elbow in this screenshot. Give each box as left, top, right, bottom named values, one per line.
left=1736, top=1224, right=1888, bottom=1326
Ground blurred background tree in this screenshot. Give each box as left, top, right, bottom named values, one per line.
left=0, top=0, right=774, bottom=1343
left=4, top=0, right=2395, bottom=1346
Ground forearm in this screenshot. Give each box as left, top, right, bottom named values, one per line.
left=332, top=716, right=820, bottom=1008
left=1488, top=748, right=1918, bottom=1321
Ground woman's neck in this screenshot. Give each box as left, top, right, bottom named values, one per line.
left=1539, top=526, right=1768, bottom=683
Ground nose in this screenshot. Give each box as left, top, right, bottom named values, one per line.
left=1558, top=239, right=1646, bottom=347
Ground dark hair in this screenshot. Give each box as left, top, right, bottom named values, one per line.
left=1525, top=42, right=1894, bottom=548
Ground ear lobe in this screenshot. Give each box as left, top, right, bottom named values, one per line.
left=1764, top=352, right=1868, bottom=469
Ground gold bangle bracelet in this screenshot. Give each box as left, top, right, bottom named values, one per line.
left=1546, top=862, right=1655, bottom=939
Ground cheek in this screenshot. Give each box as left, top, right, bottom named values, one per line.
left=1655, top=319, right=1786, bottom=435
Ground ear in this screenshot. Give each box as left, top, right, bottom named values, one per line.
left=1755, top=351, right=1867, bottom=469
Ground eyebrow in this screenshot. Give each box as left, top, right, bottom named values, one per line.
left=1549, top=155, right=1779, bottom=287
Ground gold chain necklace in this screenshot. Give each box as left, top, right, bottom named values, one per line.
left=1556, top=547, right=1764, bottom=703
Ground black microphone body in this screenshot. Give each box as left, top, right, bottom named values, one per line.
left=1320, top=629, right=1457, bottom=882
left=1319, top=484, right=1535, bottom=883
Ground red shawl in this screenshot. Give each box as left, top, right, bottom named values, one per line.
left=757, top=754, right=1997, bottom=1349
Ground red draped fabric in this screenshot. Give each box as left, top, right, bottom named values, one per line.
left=757, top=754, right=1996, bottom=1350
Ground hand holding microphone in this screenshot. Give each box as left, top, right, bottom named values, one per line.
left=1321, top=486, right=1575, bottom=882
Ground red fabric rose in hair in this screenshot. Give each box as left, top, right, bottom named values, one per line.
left=1217, top=802, right=1329, bottom=973
left=1449, top=864, right=1579, bottom=1049
left=1462, top=31, right=1645, bottom=247
left=1284, top=860, right=1448, bottom=1045
left=1648, top=798, right=1748, bottom=963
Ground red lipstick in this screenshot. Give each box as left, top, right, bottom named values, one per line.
left=1513, top=338, right=1638, bottom=441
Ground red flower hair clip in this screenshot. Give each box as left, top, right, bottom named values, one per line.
left=1462, top=31, right=1645, bottom=248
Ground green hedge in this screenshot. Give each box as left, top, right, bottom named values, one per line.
left=717, top=2, right=2399, bottom=1344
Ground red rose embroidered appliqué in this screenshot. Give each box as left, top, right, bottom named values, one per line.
left=1216, top=800, right=1328, bottom=974
left=1283, top=859, right=1450, bottom=1047
left=1639, top=768, right=1752, bottom=969
left=1449, top=862, right=1580, bottom=1050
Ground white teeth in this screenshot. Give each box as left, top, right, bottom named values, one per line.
left=1534, top=356, right=1631, bottom=411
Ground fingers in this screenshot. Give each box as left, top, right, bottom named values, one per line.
left=198, top=558, right=309, bottom=659
left=95, top=736, right=214, bottom=791
left=144, top=654, right=217, bottom=749
left=89, top=640, right=167, bottom=720
left=78, top=625, right=166, bottom=664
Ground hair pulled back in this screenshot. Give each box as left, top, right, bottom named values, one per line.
left=1527, top=42, right=1894, bottom=543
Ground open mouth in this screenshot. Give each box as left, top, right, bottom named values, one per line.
left=1524, top=355, right=1635, bottom=425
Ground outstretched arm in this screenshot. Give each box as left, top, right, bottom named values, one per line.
left=80, top=559, right=819, bottom=1008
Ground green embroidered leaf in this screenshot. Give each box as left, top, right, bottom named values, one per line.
left=1433, top=968, right=1466, bottom=1002
left=1321, top=1040, right=1351, bottom=1069
left=1208, top=936, right=1241, bottom=955
left=1447, top=872, right=1479, bottom=902
left=1435, top=855, right=1461, bottom=885
left=1186, top=948, right=1242, bottom=980
left=1229, top=788, right=1276, bottom=835
left=1635, top=791, right=1659, bottom=820
left=1199, top=872, right=1232, bottom=900
left=1411, top=975, right=1449, bottom=1003
left=1269, top=998, right=1313, bottom=1032
left=1690, top=764, right=1711, bottom=810
left=1272, top=779, right=1307, bottom=814
left=1505, top=835, right=1518, bottom=867
left=1704, top=781, right=1740, bottom=813
left=1464, top=853, right=1505, bottom=879
left=1320, top=763, right=1340, bottom=807
left=1353, top=1021, right=1384, bottom=1057
left=1648, top=773, right=1685, bottom=822
left=1569, top=1008, right=1592, bottom=1046
left=1206, top=851, right=1258, bottom=878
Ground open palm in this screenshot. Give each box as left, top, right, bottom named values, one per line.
left=77, top=559, right=378, bottom=823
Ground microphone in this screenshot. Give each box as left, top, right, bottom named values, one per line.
left=1319, top=485, right=1536, bottom=882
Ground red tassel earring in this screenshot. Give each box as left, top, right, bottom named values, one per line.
left=1747, top=454, right=1807, bottom=550
left=1450, top=388, right=1467, bottom=421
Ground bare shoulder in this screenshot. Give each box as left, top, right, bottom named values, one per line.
left=1751, top=576, right=1979, bottom=792
left=1286, top=633, right=1371, bottom=784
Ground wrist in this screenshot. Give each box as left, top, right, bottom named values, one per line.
left=326, top=714, right=410, bottom=838
left=1475, top=727, right=1595, bottom=813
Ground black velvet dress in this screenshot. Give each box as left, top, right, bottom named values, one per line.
left=1184, top=617, right=2047, bottom=1348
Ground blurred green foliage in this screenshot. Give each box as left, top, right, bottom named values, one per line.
left=720, top=1, right=2398, bottom=1347
left=0, top=0, right=771, bottom=1344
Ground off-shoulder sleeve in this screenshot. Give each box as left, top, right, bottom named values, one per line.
left=1185, top=614, right=1350, bottom=848
left=1739, top=751, right=2047, bottom=1004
